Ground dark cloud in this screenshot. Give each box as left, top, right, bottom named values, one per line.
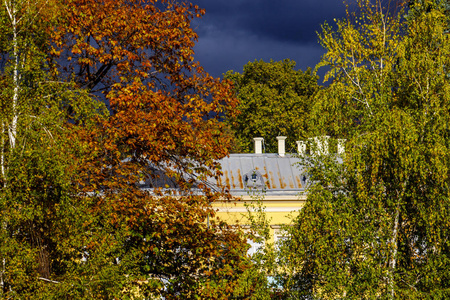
left=194, top=31, right=323, bottom=76
left=191, top=1, right=348, bottom=79
left=193, top=1, right=347, bottom=43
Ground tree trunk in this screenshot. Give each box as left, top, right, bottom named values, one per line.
left=388, top=203, right=400, bottom=299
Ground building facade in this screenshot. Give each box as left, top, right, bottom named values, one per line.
left=213, top=137, right=308, bottom=243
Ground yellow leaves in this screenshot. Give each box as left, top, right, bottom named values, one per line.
left=71, top=45, right=82, bottom=55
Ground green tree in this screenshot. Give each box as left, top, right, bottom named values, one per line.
left=233, top=194, right=278, bottom=300
left=0, top=0, right=105, bottom=296
left=225, top=59, right=320, bottom=153
left=282, top=0, right=450, bottom=298
left=408, top=0, right=450, bottom=16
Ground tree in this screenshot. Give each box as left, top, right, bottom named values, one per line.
left=0, top=0, right=249, bottom=298
left=0, top=0, right=105, bottom=296
left=408, top=0, right=450, bottom=17
left=281, top=0, right=450, bottom=298
left=232, top=195, right=279, bottom=300
left=54, top=0, right=249, bottom=298
left=224, top=59, right=320, bottom=153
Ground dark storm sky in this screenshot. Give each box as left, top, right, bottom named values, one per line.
left=191, top=1, right=348, bottom=80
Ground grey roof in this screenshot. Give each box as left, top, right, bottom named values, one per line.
left=135, top=153, right=308, bottom=197
left=215, top=153, right=306, bottom=197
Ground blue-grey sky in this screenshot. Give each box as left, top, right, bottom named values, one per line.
left=191, top=1, right=348, bottom=80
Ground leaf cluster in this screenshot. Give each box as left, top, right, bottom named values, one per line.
left=284, top=0, right=450, bottom=298
left=225, top=59, right=320, bottom=153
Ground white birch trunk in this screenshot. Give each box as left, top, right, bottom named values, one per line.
left=9, top=2, right=19, bottom=150
left=1, top=122, right=4, bottom=184
left=3, top=0, right=20, bottom=151
left=1, top=0, right=21, bottom=292
left=388, top=203, right=400, bottom=299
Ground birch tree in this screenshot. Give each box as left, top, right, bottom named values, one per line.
left=281, top=0, right=450, bottom=298
left=0, top=0, right=104, bottom=296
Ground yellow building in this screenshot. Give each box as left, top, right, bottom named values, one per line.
left=212, top=136, right=307, bottom=244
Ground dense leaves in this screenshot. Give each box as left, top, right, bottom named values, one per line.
left=281, top=0, right=450, bottom=298
left=0, top=0, right=248, bottom=298
left=225, top=59, right=319, bottom=153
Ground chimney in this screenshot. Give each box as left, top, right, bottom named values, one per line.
left=276, top=136, right=287, bottom=156
left=309, top=135, right=330, bottom=155
left=296, top=141, right=306, bottom=155
left=253, top=137, right=263, bottom=154
left=337, top=139, right=346, bottom=155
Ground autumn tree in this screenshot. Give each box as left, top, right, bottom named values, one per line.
left=224, top=59, right=320, bottom=153
left=408, top=0, right=450, bottom=17
left=281, top=0, right=450, bottom=298
left=52, top=0, right=248, bottom=299
left=1, top=0, right=249, bottom=298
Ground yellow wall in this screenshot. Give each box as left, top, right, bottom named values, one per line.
left=213, top=195, right=306, bottom=243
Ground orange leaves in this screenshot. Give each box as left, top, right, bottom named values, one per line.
left=56, top=0, right=239, bottom=204
left=52, top=0, right=203, bottom=93
left=41, top=0, right=248, bottom=297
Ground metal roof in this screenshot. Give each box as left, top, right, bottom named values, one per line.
left=135, top=153, right=307, bottom=197
left=216, top=153, right=306, bottom=197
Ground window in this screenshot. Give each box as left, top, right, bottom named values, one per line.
left=247, top=238, right=264, bottom=256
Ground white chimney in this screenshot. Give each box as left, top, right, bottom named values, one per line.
left=296, top=141, right=306, bottom=155
left=253, top=137, right=263, bottom=154
left=276, top=136, right=287, bottom=156
left=337, top=139, right=346, bottom=155
left=309, top=135, right=330, bottom=155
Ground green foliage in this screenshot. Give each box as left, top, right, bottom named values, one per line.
left=408, top=0, right=450, bottom=16
left=0, top=0, right=106, bottom=296
left=225, top=59, right=320, bottom=153
left=407, top=0, right=450, bottom=33
left=233, top=192, right=281, bottom=300
left=283, top=0, right=450, bottom=298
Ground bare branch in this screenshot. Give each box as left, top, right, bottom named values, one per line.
left=38, top=277, right=60, bottom=284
